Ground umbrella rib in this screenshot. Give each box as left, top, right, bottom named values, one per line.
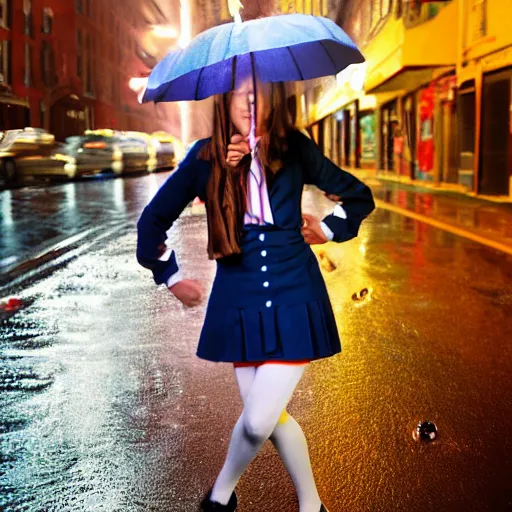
left=286, top=47, right=304, bottom=81
left=319, top=40, right=338, bottom=75
left=195, top=66, right=205, bottom=100
left=231, top=55, right=237, bottom=91
left=315, top=15, right=337, bottom=40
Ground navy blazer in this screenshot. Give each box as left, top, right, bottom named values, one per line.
left=137, top=130, right=375, bottom=285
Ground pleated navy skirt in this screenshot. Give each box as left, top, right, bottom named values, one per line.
left=196, top=225, right=342, bottom=363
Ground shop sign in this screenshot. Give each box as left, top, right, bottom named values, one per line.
left=417, top=86, right=435, bottom=172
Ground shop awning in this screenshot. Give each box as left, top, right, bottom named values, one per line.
left=366, top=66, right=455, bottom=94
left=0, top=94, right=29, bottom=108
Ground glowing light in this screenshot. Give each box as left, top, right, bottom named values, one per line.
left=178, top=0, right=192, bottom=141
left=113, top=177, right=126, bottom=212
left=336, top=62, right=367, bottom=92
left=151, top=25, right=178, bottom=38
left=2, top=190, right=13, bottom=227
left=178, top=0, right=191, bottom=49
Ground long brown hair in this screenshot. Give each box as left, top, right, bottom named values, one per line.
left=200, top=81, right=294, bottom=260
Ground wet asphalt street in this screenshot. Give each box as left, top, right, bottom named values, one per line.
left=1, top=173, right=511, bottom=512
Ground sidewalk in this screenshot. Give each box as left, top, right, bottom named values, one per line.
left=347, top=168, right=512, bottom=254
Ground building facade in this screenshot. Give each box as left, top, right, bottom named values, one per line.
left=0, top=0, right=160, bottom=139
left=303, top=0, right=512, bottom=198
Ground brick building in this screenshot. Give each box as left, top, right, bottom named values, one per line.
left=0, top=0, right=160, bottom=139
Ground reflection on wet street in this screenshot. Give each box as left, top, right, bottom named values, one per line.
left=0, top=174, right=170, bottom=272
left=371, top=180, right=512, bottom=247
left=1, top=175, right=512, bottom=511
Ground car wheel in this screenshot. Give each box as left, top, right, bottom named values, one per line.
left=2, top=159, right=21, bottom=187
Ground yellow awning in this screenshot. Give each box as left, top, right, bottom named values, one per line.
left=367, top=66, right=455, bottom=94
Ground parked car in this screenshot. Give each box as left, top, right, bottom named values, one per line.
left=0, top=128, right=77, bottom=186
left=66, top=132, right=124, bottom=177
left=151, top=131, right=177, bottom=171
left=115, top=132, right=155, bottom=173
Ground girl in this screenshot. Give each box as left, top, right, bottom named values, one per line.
left=136, top=76, right=375, bottom=511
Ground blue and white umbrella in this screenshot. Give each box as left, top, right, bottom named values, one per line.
left=143, top=12, right=364, bottom=103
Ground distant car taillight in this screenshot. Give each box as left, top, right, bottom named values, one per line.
left=83, top=142, right=107, bottom=149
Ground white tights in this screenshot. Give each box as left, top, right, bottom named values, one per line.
left=210, top=364, right=322, bottom=512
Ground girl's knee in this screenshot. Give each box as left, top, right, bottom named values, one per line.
left=242, top=411, right=275, bottom=444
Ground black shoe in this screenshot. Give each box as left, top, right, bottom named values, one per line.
left=199, top=488, right=237, bottom=511
left=319, top=504, right=329, bottom=512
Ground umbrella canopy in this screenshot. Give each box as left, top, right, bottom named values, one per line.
left=143, top=13, right=364, bottom=103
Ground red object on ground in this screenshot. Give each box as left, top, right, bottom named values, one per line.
left=1, top=298, right=24, bottom=311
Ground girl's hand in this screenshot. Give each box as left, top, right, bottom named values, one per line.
left=169, top=279, right=205, bottom=307
left=226, top=134, right=250, bottom=167
left=301, top=213, right=328, bottom=245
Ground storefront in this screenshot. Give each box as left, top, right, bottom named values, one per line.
left=480, top=67, right=512, bottom=196
left=436, top=75, right=459, bottom=186
left=457, top=81, right=476, bottom=191
left=380, top=100, right=399, bottom=172
left=50, top=94, right=89, bottom=141
left=0, top=88, right=31, bottom=131
left=415, top=85, right=435, bottom=181
left=359, top=111, right=377, bottom=169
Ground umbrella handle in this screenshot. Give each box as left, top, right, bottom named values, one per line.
left=249, top=98, right=256, bottom=152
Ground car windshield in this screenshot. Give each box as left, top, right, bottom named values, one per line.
left=0, top=131, right=23, bottom=150
left=67, top=135, right=117, bottom=150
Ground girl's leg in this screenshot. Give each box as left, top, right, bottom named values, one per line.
left=231, top=365, right=322, bottom=512
left=210, top=364, right=307, bottom=507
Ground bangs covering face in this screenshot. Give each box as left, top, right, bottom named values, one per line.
left=200, top=80, right=296, bottom=260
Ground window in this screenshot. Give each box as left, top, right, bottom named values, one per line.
left=0, top=40, right=10, bottom=84
left=0, top=0, right=10, bottom=28
left=75, top=0, right=83, bottom=14
left=76, top=30, right=83, bottom=77
left=40, top=101, right=46, bottom=128
left=24, top=43, right=31, bottom=86
left=471, top=0, right=487, bottom=41
left=23, top=0, right=33, bottom=37
left=85, top=32, right=93, bottom=95
left=42, top=7, right=53, bottom=35
left=41, top=41, right=55, bottom=87
left=371, top=0, right=393, bottom=30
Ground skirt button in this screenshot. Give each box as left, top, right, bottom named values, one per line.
left=266, top=300, right=272, bottom=307
left=259, top=233, right=265, bottom=241
left=261, top=250, right=267, bottom=257
left=263, top=281, right=269, bottom=287
left=261, top=265, right=267, bottom=272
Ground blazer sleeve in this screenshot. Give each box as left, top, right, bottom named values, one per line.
left=136, top=141, right=207, bottom=285
left=297, top=132, right=375, bottom=243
